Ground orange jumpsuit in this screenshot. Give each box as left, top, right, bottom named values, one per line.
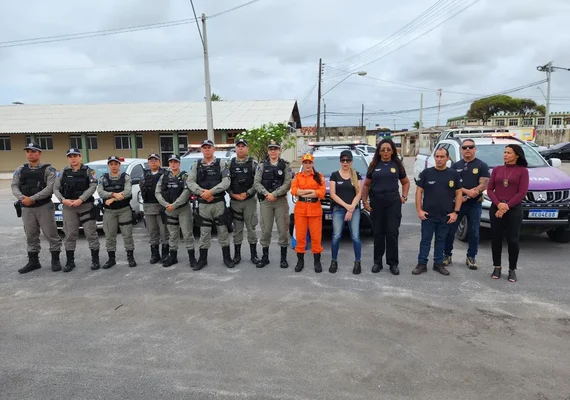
left=291, top=171, right=326, bottom=254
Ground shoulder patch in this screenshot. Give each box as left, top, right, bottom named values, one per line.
left=49, top=167, right=56, bottom=173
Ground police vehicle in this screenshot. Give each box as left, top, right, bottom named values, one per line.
left=52, top=158, right=148, bottom=230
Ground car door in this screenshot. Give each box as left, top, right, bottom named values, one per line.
left=128, top=163, right=144, bottom=213
left=563, top=144, right=570, bottom=160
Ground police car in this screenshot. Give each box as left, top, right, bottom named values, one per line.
left=52, top=158, right=148, bottom=230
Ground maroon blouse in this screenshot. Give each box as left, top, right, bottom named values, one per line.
left=487, top=164, right=529, bottom=207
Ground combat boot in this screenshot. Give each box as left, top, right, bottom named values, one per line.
left=188, top=249, right=197, bottom=269
left=18, top=252, right=41, bottom=274
left=194, top=249, right=208, bottom=271
left=294, top=253, right=304, bottom=272
left=102, top=251, right=116, bottom=269
left=90, top=249, right=100, bottom=270
left=249, top=243, right=259, bottom=264
left=51, top=251, right=62, bottom=272
left=232, top=244, right=242, bottom=265
left=163, top=250, right=178, bottom=267
left=149, top=245, right=161, bottom=264
left=256, top=247, right=269, bottom=268
left=314, top=253, right=322, bottom=273
left=63, top=250, right=76, bottom=272
left=280, top=247, right=289, bottom=268
left=127, top=250, right=137, bottom=268
left=222, top=246, right=235, bottom=268
left=161, top=244, right=170, bottom=264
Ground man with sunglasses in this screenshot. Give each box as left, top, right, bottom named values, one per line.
left=443, top=139, right=489, bottom=270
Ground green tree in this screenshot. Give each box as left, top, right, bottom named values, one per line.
left=466, top=95, right=517, bottom=124
left=211, top=93, right=222, bottom=101
left=413, top=121, right=421, bottom=129
left=236, top=122, right=295, bottom=161
left=512, top=98, right=546, bottom=117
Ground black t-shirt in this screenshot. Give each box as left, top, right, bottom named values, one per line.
left=330, top=170, right=362, bottom=208
left=365, top=160, right=406, bottom=195
left=451, top=158, right=490, bottom=204
left=417, top=167, right=463, bottom=217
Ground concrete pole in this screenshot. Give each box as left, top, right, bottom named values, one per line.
left=545, top=61, right=552, bottom=129
left=315, top=58, right=323, bottom=142
left=202, top=14, right=215, bottom=142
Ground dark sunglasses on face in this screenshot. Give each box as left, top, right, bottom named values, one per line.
left=380, top=148, right=392, bottom=152
left=462, top=145, right=475, bottom=150
left=340, top=159, right=352, bottom=163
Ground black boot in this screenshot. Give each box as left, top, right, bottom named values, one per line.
left=18, top=252, right=41, bottom=274
left=163, top=250, right=178, bottom=268
left=294, top=253, right=304, bottom=272
left=102, top=251, right=116, bottom=269
left=233, top=244, right=241, bottom=265
left=90, top=249, right=100, bottom=270
left=161, top=244, right=170, bottom=264
left=256, top=247, right=270, bottom=268
left=353, top=261, right=362, bottom=275
left=51, top=251, right=62, bottom=272
left=194, top=249, right=208, bottom=271
left=149, top=245, right=161, bottom=264
left=314, top=253, right=322, bottom=273
left=127, top=250, right=137, bottom=268
left=250, top=243, right=259, bottom=264
left=222, top=246, right=235, bottom=268
left=280, top=246, right=289, bottom=268
left=63, top=250, right=76, bottom=272
left=188, top=249, right=197, bottom=269
left=329, top=260, right=338, bottom=273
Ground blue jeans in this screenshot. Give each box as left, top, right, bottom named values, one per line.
left=418, top=216, right=451, bottom=265
left=331, top=207, right=361, bottom=261
left=444, top=202, right=482, bottom=259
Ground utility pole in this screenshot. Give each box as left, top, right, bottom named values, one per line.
left=537, top=62, right=570, bottom=129
left=202, top=14, right=214, bottom=142
left=436, top=89, right=442, bottom=127
left=393, top=119, right=396, bottom=131
left=315, top=58, right=323, bottom=142
left=323, top=100, right=327, bottom=139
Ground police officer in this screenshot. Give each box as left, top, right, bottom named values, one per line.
left=140, top=153, right=169, bottom=264
left=53, top=148, right=100, bottom=272
left=253, top=140, right=292, bottom=269
left=155, top=154, right=196, bottom=268
left=186, top=139, right=233, bottom=270
left=12, top=142, right=62, bottom=274
left=97, top=156, right=136, bottom=269
left=228, top=138, right=260, bottom=265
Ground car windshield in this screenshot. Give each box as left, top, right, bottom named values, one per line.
left=475, top=144, right=547, bottom=168
left=310, top=156, right=368, bottom=177
left=180, top=157, right=230, bottom=172
left=87, top=164, right=127, bottom=178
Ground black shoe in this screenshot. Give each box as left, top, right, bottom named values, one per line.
left=250, top=243, right=260, bottom=264
left=280, top=246, right=289, bottom=269
left=294, top=253, right=304, bottom=272
left=371, top=263, right=383, bottom=273
left=329, top=260, right=338, bottom=274
left=222, top=246, right=235, bottom=268
left=314, top=253, right=322, bottom=273
left=412, top=264, right=427, bottom=275
left=389, top=265, right=400, bottom=275
left=51, top=251, right=62, bottom=272
left=353, top=261, right=361, bottom=275
left=149, top=245, right=161, bottom=264
left=433, top=264, right=450, bottom=276
left=188, top=249, right=197, bottom=269
left=127, top=250, right=137, bottom=268
left=233, top=244, right=241, bottom=265
left=63, top=250, right=76, bottom=273
left=160, top=244, right=170, bottom=264
left=194, top=249, right=208, bottom=271
left=492, top=267, right=501, bottom=279
left=508, top=269, right=517, bottom=282
left=256, top=247, right=269, bottom=268
left=90, top=249, right=100, bottom=270
left=163, top=250, right=178, bottom=268
left=18, top=252, right=41, bottom=274
left=102, top=251, right=116, bottom=269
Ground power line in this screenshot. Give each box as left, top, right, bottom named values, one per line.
left=208, top=0, right=263, bottom=19
left=189, top=0, right=204, bottom=47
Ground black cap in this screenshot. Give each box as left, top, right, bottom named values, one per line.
left=66, top=148, right=82, bottom=156
left=148, top=153, right=160, bottom=160
left=340, top=150, right=353, bottom=160
left=168, top=154, right=181, bottom=162
left=107, top=156, right=122, bottom=164
left=267, top=139, right=281, bottom=149
left=23, top=142, right=42, bottom=152
left=201, top=139, right=215, bottom=147
left=235, top=138, right=248, bottom=147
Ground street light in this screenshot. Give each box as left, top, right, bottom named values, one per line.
left=322, top=71, right=367, bottom=97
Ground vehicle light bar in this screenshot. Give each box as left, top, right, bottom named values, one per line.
left=308, top=140, right=362, bottom=146
left=188, top=144, right=236, bottom=149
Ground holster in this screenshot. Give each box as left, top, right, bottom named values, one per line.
left=160, top=207, right=167, bottom=224
left=14, top=201, right=22, bottom=218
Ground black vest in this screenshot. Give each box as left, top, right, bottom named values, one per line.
left=258, top=159, right=287, bottom=200
left=61, top=165, right=94, bottom=203
left=197, top=159, right=225, bottom=200
left=230, top=157, right=255, bottom=196
left=140, top=168, right=164, bottom=204
left=19, top=164, right=51, bottom=207
left=160, top=171, right=186, bottom=204
left=102, top=172, right=131, bottom=209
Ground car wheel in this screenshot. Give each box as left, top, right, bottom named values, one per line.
left=455, top=215, right=468, bottom=242
left=547, top=227, right=570, bottom=243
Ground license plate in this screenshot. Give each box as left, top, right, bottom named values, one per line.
left=324, top=214, right=333, bottom=220
left=528, top=210, right=559, bottom=218
left=55, top=216, right=63, bottom=222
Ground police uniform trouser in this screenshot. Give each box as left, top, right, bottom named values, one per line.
left=198, top=201, right=228, bottom=250
left=371, top=192, right=402, bottom=267
left=63, top=202, right=100, bottom=251
left=259, top=195, right=289, bottom=248
left=22, top=202, right=62, bottom=253
left=231, top=196, right=258, bottom=245
left=165, top=203, right=194, bottom=250
left=103, top=207, right=134, bottom=252
left=144, top=203, right=169, bottom=246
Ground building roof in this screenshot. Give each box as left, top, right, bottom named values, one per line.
left=0, top=100, right=301, bottom=134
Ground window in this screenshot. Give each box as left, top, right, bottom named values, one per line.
left=0, top=137, right=11, bottom=151
left=537, top=117, right=545, bottom=126
left=69, top=135, right=98, bottom=150
left=508, top=119, right=519, bottom=126
left=495, top=119, right=505, bottom=126
left=114, top=134, right=143, bottom=150
left=523, top=118, right=533, bottom=126
left=467, top=119, right=478, bottom=123
left=25, top=135, right=53, bottom=150
left=129, top=164, right=144, bottom=183
left=447, top=144, right=457, bottom=162
left=552, top=117, right=563, bottom=126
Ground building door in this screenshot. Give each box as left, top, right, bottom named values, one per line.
left=159, top=135, right=188, bottom=166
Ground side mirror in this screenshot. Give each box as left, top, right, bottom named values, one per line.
left=548, top=158, right=562, bottom=168
left=131, top=178, right=140, bottom=185
left=446, top=160, right=451, bottom=168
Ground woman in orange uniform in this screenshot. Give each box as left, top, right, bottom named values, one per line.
left=291, top=153, right=326, bottom=273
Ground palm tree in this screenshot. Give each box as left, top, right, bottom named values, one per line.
left=413, top=121, right=421, bottom=129
left=211, top=93, right=222, bottom=101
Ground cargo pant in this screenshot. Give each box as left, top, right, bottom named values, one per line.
left=230, top=196, right=258, bottom=245
left=63, top=202, right=100, bottom=251
left=22, top=202, right=62, bottom=253
left=144, top=203, right=169, bottom=246
left=197, top=201, right=229, bottom=250
left=165, top=203, right=194, bottom=251
left=103, top=207, right=134, bottom=252
left=259, top=196, right=289, bottom=248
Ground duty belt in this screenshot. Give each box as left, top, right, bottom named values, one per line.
left=297, top=196, right=319, bottom=203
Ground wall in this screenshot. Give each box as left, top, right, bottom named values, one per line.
left=535, top=129, right=570, bottom=146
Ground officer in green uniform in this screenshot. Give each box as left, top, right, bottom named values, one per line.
left=229, top=138, right=259, bottom=265
left=53, top=148, right=100, bottom=272
left=140, top=153, right=169, bottom=264
left=253, top=140, right=292, bottom=269
left=186, top=139, right=233, bottom=270
left=97, top=156, right=136, bottom=269
left=11, top=142, right=62, bottom=274
left=155, top=154, right=196, bottom=268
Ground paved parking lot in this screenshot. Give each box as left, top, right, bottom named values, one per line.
left=1, top=160, right=570, bottom=400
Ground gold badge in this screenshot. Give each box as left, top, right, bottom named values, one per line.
left=472, top=168, right=478, bottom=174
left=449, top=180, right=454, bottom=188
left=390, top=168, right=396, bottom=173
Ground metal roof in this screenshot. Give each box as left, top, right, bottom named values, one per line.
left=0, top=100, right=300, bottom=134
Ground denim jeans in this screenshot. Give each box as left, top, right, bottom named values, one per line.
left=331, top=207, right=361, bottom=261
left=444, top=201, right=482, bottom=259
left=418, top=216, right=451, bottom=265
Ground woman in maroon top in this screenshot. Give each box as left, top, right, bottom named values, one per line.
left=487, top=144, right=529, bottom=282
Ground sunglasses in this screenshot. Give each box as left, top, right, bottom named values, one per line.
left=340, top=159, right=352, bottom=163
left=379, top=148, right=392, bottom=152
left=462, top=145, right=475, bottom=150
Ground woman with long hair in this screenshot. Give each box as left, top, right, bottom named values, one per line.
left=362, top=138, right=410, bottom=275
left=329, top=150, right=363, bottom=274
left=487, top=144, right=529, bottom=283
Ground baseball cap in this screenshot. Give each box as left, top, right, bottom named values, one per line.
left=23, top=142, right=42, bottom=152
left=340, top=150, right=353, bottom=160
left=235, top=138, right=248, bottom=147
left=107, top=155, right=122, bottom=164
left=201, top=139, right=215, bottom=147
left=168, top=154, right=181, bottom=162
left=267, top=140, right=281, bottom=149
left=302, top=154, right=314, bottom=163
left=148, top=153, right=160, bottom=160
left=66, top=148, right=82, bottom=156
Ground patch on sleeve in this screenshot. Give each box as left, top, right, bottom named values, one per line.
left=222, top=169, right=230, bottom=178
left=49, top=167, right=57, bottom=173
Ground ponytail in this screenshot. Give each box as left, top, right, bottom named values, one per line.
left=349, top=167, right=360, bottom=196
left=312, top=167, right=322, bottom=185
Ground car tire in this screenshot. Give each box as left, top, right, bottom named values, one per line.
left=547, top=227, right=570, bottom=243
left=455, top=215, right=468, bottom=242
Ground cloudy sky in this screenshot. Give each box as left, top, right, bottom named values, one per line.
left=1, top=0, right=570, bottom=129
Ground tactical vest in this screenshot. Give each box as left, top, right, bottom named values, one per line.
left=102, top=172, right=131, bottom=209
left=258, top=159, right=287, bottom=200
left=197, top=159, right=225, bottom=202
left=61, top=165, right=94, bottom=203
left=160, top=171, right=186, bottom=204
left=19, top=164, right=51, bottom=207
left=230, top=157, right=255, bottom=196
left=141, top=168, right=164, bottom=204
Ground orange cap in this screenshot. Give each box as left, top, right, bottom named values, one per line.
left=302, top=153, right=314, bottom=163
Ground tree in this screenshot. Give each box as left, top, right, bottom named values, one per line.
left=466, top=95, right=546, bottom=124
left=512, top=98, right=545, bottom=117
left=211, top=93, right=222, bottom=101
left=413, top=121, right=421, bottom=129
left=236, top=122, right=295, bottom=161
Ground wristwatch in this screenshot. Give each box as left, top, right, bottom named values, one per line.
left=453, top=210, right=460, bottom=214
left=402, top=196, right=408, bottom=201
